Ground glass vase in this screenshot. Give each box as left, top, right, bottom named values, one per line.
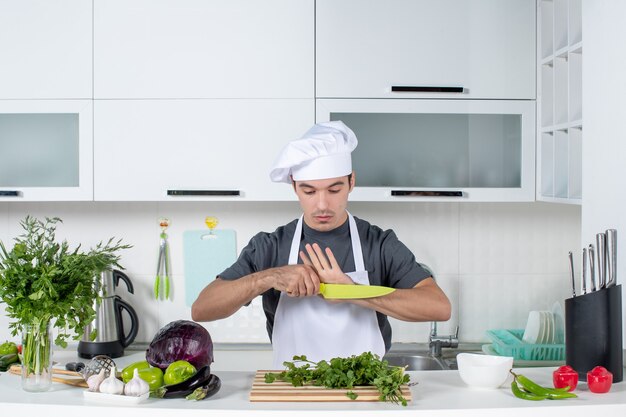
left=21, top=321, right=53, bottom=392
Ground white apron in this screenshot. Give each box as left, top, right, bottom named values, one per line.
left=271, top=212, right=386, bottom=368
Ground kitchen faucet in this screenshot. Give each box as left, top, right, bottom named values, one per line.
left=429, top=321, right=459, bottom=357
left=416, top=263, right=459, bottom=357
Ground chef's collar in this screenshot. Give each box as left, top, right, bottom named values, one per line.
left=302, top=215, right=350, bottom=237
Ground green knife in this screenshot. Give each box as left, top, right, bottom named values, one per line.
left=318, top=283, right=396, bottom=299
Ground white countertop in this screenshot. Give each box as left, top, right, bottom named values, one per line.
left=2, top=349, right=626, bottom=417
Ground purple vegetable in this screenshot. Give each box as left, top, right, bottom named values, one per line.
left=146, top=320, right=213, bottom=370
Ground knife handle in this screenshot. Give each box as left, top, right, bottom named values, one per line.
left=596, top=233, right=607, bottom=289
left=568, top=251, right=576, bottom=298
left=606, top=229, right=617, bottom=287
left=582, top=248, right=587, bottom=295
left=589, top=244, right=597, bottom=292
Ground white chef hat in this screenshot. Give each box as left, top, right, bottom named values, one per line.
left=269, top=121, right=358, bottom=183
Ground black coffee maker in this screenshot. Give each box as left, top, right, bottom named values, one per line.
left=78, top=270, right=139, bottom=359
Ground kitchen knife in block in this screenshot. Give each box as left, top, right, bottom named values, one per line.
left=318, top=283, right=395, bottom=299
left=183, top=229, right=237, bottom=307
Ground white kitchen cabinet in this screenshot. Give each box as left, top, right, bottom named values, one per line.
left=0, top=0, right=92, bottom=99
left=537, top=0, right=582, bottom=204
left=93, top=99, right=313, bottom=201
left=317, top=99, right=536, bottom=202
left=0, top=100, right=93, bottom=201
left=93, top=0, right=314, bottom=99
left=316, top=0, right=536, bottom=100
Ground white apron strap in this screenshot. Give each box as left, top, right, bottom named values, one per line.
left=271, top=213, right=385, bottom=368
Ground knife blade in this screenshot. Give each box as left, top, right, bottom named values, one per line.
left=318, top=283, right=396, bottom=299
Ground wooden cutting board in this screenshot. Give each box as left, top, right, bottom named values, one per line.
left=183, top=229, right=237, bottom=307
left=8, top=364, right=88, bottom=388
left=249, top=370, right=412, bottom=403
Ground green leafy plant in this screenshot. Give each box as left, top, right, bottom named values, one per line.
left=264, top=352, right=412, bottom=406
left=0, top=216, right=131, bottom=348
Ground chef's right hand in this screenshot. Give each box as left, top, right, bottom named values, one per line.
left=271, top=264, right=320, bottom=297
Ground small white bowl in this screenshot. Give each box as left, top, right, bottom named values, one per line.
left=457, top=353, right=513, bottom=389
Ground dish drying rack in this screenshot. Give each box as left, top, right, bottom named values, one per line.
left=485, top=329, right=565, bottom=361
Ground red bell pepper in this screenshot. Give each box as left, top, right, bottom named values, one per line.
left=587, top=366, right=613, bottom=393
left=553, top=365, right=578, bottom=391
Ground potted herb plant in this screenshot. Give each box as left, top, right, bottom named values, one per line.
left=0, top=216, right=130, bottom=392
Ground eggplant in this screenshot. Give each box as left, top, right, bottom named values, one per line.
left=154, top=365, right=212, bottom=398
left=185, top=374, right=221, bottom=401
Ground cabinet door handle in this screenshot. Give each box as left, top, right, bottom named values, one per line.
left=0, top=190, right=21, bottom=197
left=167, top=190, right=241, bottom=197
left=391, top=190, right=463, bottom=197
left=391, top=86, right=464, bottom=93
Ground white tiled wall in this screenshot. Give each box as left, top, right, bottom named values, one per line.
left=0, top=201, right=580, bottom=346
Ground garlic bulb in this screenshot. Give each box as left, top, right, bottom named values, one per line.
left=124, top=368, right=150, bottom=397
left=99, top=366, right=125, bottom=395
left=87, top=368, right=106, bottom=392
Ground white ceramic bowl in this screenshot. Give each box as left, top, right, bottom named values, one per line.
left=456, top=353, right=514, bottom=389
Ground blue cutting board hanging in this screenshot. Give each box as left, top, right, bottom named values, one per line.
left=183, top=229, right=237, bottom=307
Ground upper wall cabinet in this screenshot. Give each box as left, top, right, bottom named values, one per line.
left=0, top=0, right=92, bottom=99
left=317, top=99, right=536, bottom=202
left=0, top=100, right=93, bottom=201
left=93, top=0, right=314, bottom=99
left=316, top=0, right=536, bottom=100
left=93, top=99, right=313, bottom=201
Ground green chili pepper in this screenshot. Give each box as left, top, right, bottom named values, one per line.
left=514, top=372, right=577, bottom=398
left=510, top=371, right=577, bottom=400
left=511, top=380, right=548, bottom=401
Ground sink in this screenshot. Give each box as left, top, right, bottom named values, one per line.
left=382, top=344, right=484, bottom=371
left=383, top=353, right=450, bottom=371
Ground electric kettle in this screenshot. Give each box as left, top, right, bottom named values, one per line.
left=78, top=270, right=139, bottom=359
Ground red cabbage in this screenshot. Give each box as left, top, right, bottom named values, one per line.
left=146, top=320, right=213, bottom=370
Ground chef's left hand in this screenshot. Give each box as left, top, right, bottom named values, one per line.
left=300, top=243, right=353, bottom=286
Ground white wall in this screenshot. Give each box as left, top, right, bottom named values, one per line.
left=0, top=200, right=580, bottom=347
left=582, top=1, right=626, bottom=340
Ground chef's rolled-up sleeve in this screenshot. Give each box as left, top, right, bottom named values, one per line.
left=380, top=231, right=431, bottom=289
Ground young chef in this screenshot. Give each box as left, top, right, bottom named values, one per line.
left=191, top=121, right=451, bottom=367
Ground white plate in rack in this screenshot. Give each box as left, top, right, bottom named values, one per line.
left=83, top=390, right=149, bottom=405
left=552, top=302, right=565, bottom=344
left=522, top=311, right=542, bottom=344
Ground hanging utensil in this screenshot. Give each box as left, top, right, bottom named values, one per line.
left=203, top=216, right=219, bottom=239
left=596, top=233, right=607, bottom=289
left=589, top=244, right=597, bottom=292
left=606, top=229, right=617, bottom=288
left=581, top=248, right=587, bottom=295
left=568, top=251, right=576, bottom=298
left=154, top=218, right=171, bottom=300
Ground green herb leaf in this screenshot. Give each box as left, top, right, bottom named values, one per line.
left=0, top=216, right=131, bottom=347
